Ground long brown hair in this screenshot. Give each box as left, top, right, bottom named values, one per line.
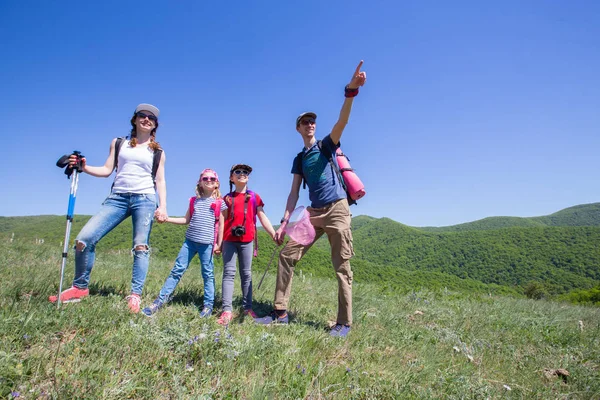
left=129, top=113, right=161, bottom=151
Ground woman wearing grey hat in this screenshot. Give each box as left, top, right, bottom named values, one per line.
left=49, top=103, right=168, bottom=313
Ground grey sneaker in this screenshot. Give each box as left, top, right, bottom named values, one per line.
left=254, top=311, right=289, bottom=325
left=199, top=307, right=213, bottom=318
left=329, top=324, right=351, bottom=338
left=142, top=299, right=164, bottom=317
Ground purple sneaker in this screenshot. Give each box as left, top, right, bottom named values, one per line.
left=254, top=311, right=289, bottom=325
left=329, top=324, right=351, bottom=338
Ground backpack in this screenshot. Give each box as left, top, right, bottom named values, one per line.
left=188, top=197, right=223, bottom=248
left=114, top=137, right=163, bottom=183
left=223, top=190, right=259, bottom=257
left=294, top=140, right=365, bottom=206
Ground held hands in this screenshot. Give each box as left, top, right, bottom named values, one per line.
left=347, top=60, right=367, bottom=89
left=154, top=208, right=168, bottom=223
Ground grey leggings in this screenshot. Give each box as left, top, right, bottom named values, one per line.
left=221, top=241, right=254, bottom=311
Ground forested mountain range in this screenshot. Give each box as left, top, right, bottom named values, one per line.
left=418, top=202, right=600, bottom=232
left=2, top=203, right=599, bottom=297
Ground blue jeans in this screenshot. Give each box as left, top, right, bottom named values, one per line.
left=221, top=241, right=254, bottom=311
left=73, top=192, right=157, bottom=295
left=157, top=239, right=215, bottom=308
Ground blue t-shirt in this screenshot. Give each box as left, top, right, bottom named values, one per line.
left=186, top=197, right=227, bottom=244
left=291, top=134, right=346, bottom=208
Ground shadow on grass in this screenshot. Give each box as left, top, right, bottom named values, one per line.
left=88, top=282, right=124, bottom=297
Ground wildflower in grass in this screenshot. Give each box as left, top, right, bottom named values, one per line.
left=346, top=367, right=351, bottom=373
left=22, top=334, right=30, bottom=340
left=503, top=385, right=511, bottom=391
left=185, top=363, right=194, bottom=372
left=11, top=392, right=20, bottom=398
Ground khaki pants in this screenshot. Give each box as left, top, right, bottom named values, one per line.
left=274, top=198, right=354, bottom=325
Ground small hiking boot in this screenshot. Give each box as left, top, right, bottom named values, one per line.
left=48, top=286, right=89, bottom=303
left=329, top=324, right=351, bottom=338
left=254, top=311, right=289, bottom=325
left=126, top=294, right=142, bottom=314
left=217, top=311, right=233, bottom=326
left=142, top=299, right=164, bottom=317
left=199, top=307, right=213, bottom=318
left=243, top=309, right=257, bottom=318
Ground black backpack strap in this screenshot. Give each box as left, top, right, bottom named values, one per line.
left=113, top=137, right=125, bottom=172
left=317, top=140, right=356, bottom=205
left=294, top=151, right=307, bottom=189
left=151, top=148, right=163, bottom=183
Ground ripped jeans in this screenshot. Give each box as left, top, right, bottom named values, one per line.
left=73, top=192, right=157, bottom=295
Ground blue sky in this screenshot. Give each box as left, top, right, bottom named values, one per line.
left=1, top=1, right=599, bottom=227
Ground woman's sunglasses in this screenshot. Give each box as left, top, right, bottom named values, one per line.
left=136, top=112, right=158, bottom=122
left=201, top=176, right=218, bottom=182
left=233, top=169, right=250, bottom=176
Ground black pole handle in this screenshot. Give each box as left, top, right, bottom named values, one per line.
left=56, top=151, right=84, bottom=178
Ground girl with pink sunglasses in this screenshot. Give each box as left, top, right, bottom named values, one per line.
left=142, top=168, right=227, bottom=318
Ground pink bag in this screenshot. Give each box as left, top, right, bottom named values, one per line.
left=284, top=206, right=316, bottom=246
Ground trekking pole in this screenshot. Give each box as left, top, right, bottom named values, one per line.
left=55, top=151, right=84, bottom=308
left=257, top=245, right=282, bottom=291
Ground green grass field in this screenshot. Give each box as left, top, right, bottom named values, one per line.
left=1, top=238, right=599, bottom=399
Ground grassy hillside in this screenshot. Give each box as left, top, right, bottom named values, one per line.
left=1, top=240, right=599, bottom=398
left=3, top=209, right=600, bottom=296
left=419, top=202, right=600, bottom=232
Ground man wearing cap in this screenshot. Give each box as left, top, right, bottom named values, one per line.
left=255, top=61, right=367, bottom=338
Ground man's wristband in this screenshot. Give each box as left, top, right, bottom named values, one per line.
left=345, top=85, right=359, bottom=98
left=280, top=218, right=289, bottom=224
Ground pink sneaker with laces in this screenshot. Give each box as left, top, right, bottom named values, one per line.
left=49, top=287, right=89, bottom=303
left=244, top=309, right=257, bottom=318
left=126, top=294, right=141, bottom=313
left=217, top=311, right=233, bottom=326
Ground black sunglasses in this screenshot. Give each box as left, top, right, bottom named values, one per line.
left=300, top=118, right=316, bottom=126
left=233, top=169, right=250, bottom=176
left=201, top=176, right=218, bottom=182
left=136, top=112, right=158, bottom=122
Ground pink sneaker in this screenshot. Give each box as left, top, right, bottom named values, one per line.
left=217, top=311, right=233, bottom=326
left=49, top=287, right=89, bottom=303
left=244, top=309, right=257, bottom=318
left=126, top=294, right=141, bottom=313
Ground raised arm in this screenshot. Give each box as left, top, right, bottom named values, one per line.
left=274, top=174, right=303, bottom=245
left=330, top=60, right=367, bottom=145
left=69, top=138, right=118, bottom=178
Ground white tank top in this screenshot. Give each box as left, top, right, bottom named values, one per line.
left=111, top=142, right=155, bottom=194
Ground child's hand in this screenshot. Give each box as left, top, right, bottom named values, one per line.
left=154, top=209, right=168, bottom=223
left=213, top=245, right=221, bottom=255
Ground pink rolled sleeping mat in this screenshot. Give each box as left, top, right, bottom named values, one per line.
left=336, top=148, right=366, bottom=200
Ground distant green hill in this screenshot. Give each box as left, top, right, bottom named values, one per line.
left=418, top=202, right=600, bottom=232
left=348, top=217, right=600, bottom=294
left=2, top=202, right=599, bottom=296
